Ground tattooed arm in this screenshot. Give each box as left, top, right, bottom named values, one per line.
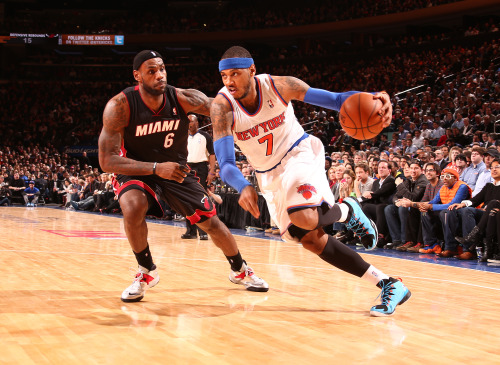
left=211, top=94, right=260, bottom=218
left=210, top=94, right=234, bottom=141
left=98, top=93, right=188, bottom=182
left=176, top=88, right=213, bottom=117
left=270, top=76, right=311, bottom=103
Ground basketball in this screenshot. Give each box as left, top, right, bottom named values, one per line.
left=339, top=92, right=384, bottom=140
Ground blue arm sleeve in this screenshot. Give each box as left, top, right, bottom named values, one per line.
left=303, top=89, right=370, bottom=111
left=213, top=136, right=251, bottom=193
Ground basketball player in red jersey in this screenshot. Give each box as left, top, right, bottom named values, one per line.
left=99, top=50, right=268, bottom=302
left=211, top=46, right=411, bottom=316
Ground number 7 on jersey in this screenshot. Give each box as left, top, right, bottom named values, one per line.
left=258, top=133, right=274, bottom=156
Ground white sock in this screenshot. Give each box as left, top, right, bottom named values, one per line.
left=361, top=265, right=390, bottom=286
left=337, top=203, right=350, bottom=223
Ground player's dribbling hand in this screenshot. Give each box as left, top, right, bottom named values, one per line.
left=157, top=162, right=189, bottom=183
left=238, top=185, right=260, bottom=218
left=373, top=91, right=393, bottom=128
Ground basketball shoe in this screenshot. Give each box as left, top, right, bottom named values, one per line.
left=121, top=265, right=160, bottom=303
left=343, top=197, right=378, bottom=250
left=229, top=262, right=269, bottom=292
left=370, top=277, right=411, bottom=317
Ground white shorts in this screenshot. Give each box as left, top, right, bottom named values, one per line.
left=256, top=135, right=335, bottom=242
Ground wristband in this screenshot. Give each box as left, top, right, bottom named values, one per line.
left=152, top=162, right=157, bottom=175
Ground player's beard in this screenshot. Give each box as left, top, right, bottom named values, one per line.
left=234, top=80, right=253, bottom=101
left=143, top=82, right=166, bottom=96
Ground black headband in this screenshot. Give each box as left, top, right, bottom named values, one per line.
left=133, top=50, right=163, bottom=71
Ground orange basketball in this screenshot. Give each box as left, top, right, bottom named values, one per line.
left=339, top=92, right=384, bottom=140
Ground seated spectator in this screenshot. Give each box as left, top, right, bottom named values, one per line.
left=418, top=165, right=472, bottom=258
left=437, top=129, right=453, bottom=146
left=415, top=163, right=445, bottom=253
left=445, top=146, right=462, bottom=168
left=385, top=160, right=428, bottom=251
left=482, top=133, right=497, bottom=149
left=471, top=149, right=498, bottom=197
left=338, top=169, right=356, bottom=201
left=360, top=160, right=396, bottom=247
left=9, top=172, right=26, bottom=204
left=34, top=172, right=49, bottom=203
left=461, top=117, right=475, bottom=140
left=460, top=147, right=486, bottom=191
left=0, top=176, right=12, bottom=206
left=332, top=169, right=357, bottom=239
left=70, top=173, right=98, bottom=211
left=412, top=129, right=424, bottom=149
left=454, top=154, right=468, bottom=177
left=353, top=163, right=374, bottom=201
left=429, top=121, right=446, bottom=144
left=22, top=181, right=40, bottom=207
left=403, top=136, right=417, bottom=155
left=331, top=164, right=346, bottom=202
left=451, top=127, right=467, bottom=147
left=450, top=158, right=500, bottom=261
left=327, top=166, right=336, bottom=188
left=95, top=180, right=116, bottom=212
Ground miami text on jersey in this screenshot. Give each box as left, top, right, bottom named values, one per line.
left=234, top=111, right=285, bottom=141
left=135, top=119, right=181, bottom=137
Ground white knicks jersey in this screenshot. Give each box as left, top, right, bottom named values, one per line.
left=218, top=74, right=305, bottom=172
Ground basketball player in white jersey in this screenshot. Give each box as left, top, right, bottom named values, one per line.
left=210, top=46, right=411, bottom=316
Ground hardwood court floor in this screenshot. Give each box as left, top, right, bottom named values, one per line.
left=1, top=206, right=499, bottom=365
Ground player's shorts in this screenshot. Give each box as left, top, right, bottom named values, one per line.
left=256, top=134, right=335, bottom=242
left=113, top=171, right=216, bottom=224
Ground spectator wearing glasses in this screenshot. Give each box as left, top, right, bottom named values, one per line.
left=418, top=165, right=472, bottom=258
left=450, top=158, right=500, bottom=261
left=415, top=163, right=445, bottom=253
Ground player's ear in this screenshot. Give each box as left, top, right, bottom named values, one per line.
left=133, top=70, right=141, bottom=83
left=249, top=64, right=256, bottom=77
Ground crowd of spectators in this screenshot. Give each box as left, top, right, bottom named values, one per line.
left=1, top=5, right=500, bottom=261
left=1, top=0, right=460, bottom=35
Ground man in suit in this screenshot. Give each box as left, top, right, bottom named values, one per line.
left=384, top=160, right=428, bottom=250
left=438, top=146, right=450, bottom=170
left=361, top=160, right=397, bottom=247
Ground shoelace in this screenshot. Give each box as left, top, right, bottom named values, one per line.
left=346, top=216, right=368, bottom=237
left=374, top=278, right=404, bottom=305
left=376, top=281, right=395, bottom=306
left=128, top=267, right=147, bottom=282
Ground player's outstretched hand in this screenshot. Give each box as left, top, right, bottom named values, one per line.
left=157, top=162, right=189, bottom=183
left=373, top=92, right=393, bottom=128
left=238, top=185, right=260, bottom=219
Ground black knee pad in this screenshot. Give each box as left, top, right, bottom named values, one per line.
left=316, top=202, right=343, bottom=228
